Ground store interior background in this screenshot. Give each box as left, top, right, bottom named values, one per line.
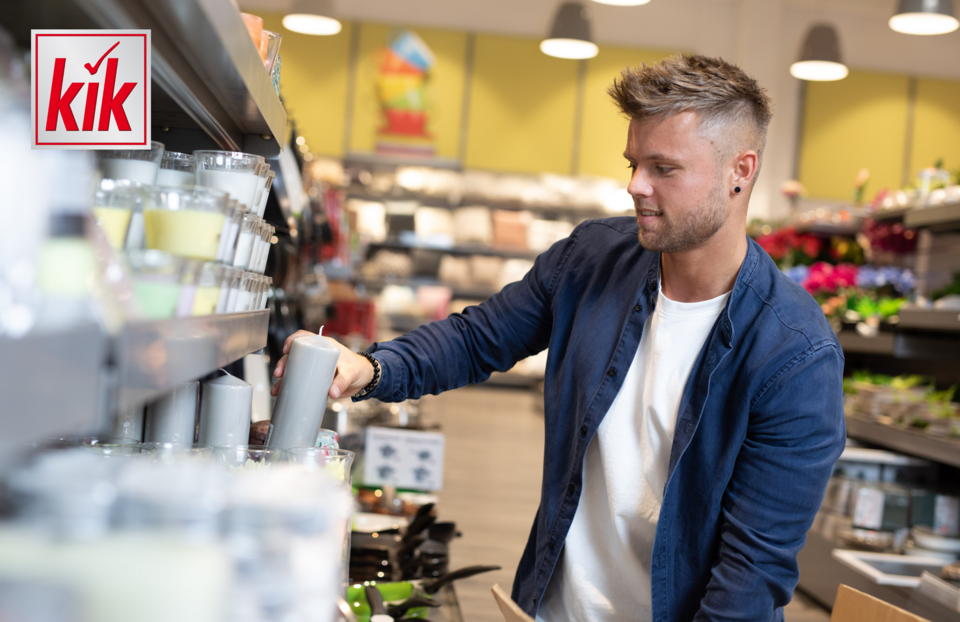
left=2, top=0, right=960, bottom=620
left=239, top=0, right=960, bottom=220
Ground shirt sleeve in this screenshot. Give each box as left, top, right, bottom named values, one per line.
left=693, top=341, right=846, bottom=621
left=359, top=226, right=582, bottom=403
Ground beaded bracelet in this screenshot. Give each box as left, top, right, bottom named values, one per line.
left=354, top=350, right=381, bottom=399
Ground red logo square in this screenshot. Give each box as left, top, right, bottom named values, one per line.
left=32, top=30, right=151, bottom=149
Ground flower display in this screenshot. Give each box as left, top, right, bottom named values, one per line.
left=856, top=265, right=915, bottom=295
left=755, top=226, right=822, bottom=267
left=803, top=262, right=859, bottom=296
left=860, top=218, right=918, bottom=255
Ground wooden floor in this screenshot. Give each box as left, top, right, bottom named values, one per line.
left=423, top=385, right=830, bottom=622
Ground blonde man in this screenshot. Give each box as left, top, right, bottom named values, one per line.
left=276, top=54, right=845, bottom=622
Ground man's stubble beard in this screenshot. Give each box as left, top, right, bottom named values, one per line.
left=636, top=177, right=728, bottom=253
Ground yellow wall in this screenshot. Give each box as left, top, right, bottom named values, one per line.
left=464, top=34, right=579, bottom=175
left=910, top=77, right=960, bottom=179
left=262, top=13, right=352, bottom=157
left=799, top=70, right=910, bottom=201
left=348, top=24, right=468, bottom=159
left=578, top=45, right=677, bottom=179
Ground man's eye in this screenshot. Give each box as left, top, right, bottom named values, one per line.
left=656, top=166, right=673, bottom=174
left=627, top=164, right=637, bottom=173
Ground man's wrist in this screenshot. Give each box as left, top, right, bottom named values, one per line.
left=354, top=351, right=381, bottom=399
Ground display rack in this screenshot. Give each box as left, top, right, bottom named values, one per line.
left=844, top=414, right=960, bottom=468
left=898, top=309, right=960, bottom=332
left=115, top=310, right=270, bottom=411
left=837, top=331, right=895, bottom=356
left=369, top=239, right=540, bottom=261
left=904, top=203, right=960, bottom=232
left=0, top=324, right=108, bottom=473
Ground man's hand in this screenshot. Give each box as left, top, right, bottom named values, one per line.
left=271, top=330, right=376, bottom=399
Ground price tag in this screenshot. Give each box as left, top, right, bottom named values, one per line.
left=364, top=426, right=445, bottom=491
left=853, top=487, right=885, bottom=530
left=934, top=495, right=960, bottom=536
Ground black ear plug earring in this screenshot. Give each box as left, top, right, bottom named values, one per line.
left=734, top=186, right=742, bottom=194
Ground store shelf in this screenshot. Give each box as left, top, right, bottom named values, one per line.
left=344, top=152, right=463, bottom=171
left=2, top=0, right=287, bottom=156
left=797, top=529, right=915, bottom=610
left=0, top=324, right=109, bottom=474
left=844, top=414, right=960, bottom=468
left=360, top=277, right=496, bottom=301
left=838, top=331, right=895, bottom=355
left=795, top=220, right=862, bottom=236
left=904, top=203, right=960, bottom=232
left=369, top=239, right=540, bottom=261
left=898, top=308, right=960, bottom=332
left=873, top=208, right=910, bottom=222
left=347, top=188, right=610, bottom=219
left=115, top=310, right=269, bottom=411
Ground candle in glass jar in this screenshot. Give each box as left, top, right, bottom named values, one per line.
left=266, top=332, right=339, bottom=449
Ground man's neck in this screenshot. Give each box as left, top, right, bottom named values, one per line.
left=659, top=225, right=748, bottom=303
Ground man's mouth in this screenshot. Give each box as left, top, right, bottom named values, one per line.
left=637, top=210, right=661, bottom=217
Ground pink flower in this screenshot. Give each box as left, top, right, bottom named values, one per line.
left=803, top=262, right=859, bottom=295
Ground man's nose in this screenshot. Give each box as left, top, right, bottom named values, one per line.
left=627, top=169, right=654, bottom=198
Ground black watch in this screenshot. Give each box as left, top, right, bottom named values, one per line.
left=354, top=350, right=381, bottom=399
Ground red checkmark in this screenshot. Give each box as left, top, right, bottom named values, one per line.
left=83, top=41, right=121, bottom=75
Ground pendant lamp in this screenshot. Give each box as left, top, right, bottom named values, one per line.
left=890, top=0, right=959, bottom=35
left=541, top=2, right=599, bottom=59
left=790, top=24, right=848, bottom=81
left=283, top=0, right=342, bottom=36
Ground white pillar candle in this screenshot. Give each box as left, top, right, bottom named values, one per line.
left=198, top=374, right=253, bottom=446
left=266, top=332, right=339, bottom=449
left=112, top=407, right=144, bottom=442
left=144, top=380, right=199, bottom=444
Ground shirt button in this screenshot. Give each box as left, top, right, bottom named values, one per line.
left=648, top=281, right=657, bottom=291
left=607, top=367, right=617, bottom=377
left=634, top=303, right=642, bottom=312
left=567, top=484, right=575, bottom=495
left=580, top=425, right=587, bottom=436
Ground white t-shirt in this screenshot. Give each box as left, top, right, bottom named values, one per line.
left=536, top=286, right=730, bottom=622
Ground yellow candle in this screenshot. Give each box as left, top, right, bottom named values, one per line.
left=192, top=286, right=221, bottom=316
left=93, top=207, right=132, bottom=249
left=144, top=209, right=225, bottom=261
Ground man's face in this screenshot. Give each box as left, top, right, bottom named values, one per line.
left=624, top=112, right=729, bottom=253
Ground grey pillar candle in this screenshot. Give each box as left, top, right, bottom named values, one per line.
left=266, top=333, right=339, bottom=449
left=111, top=406, right=144, bottom=442
left=144, top=380, right=199, bottom=444
left=198, top=374, right=253, bottom=446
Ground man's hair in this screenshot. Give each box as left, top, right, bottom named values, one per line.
left=609, top=54, right=773, bottom=165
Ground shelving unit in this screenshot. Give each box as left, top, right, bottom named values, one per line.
left=347, top=188, right=612, bottom=220
left=115, top=310, right=270, bottom=411
left=837, top=331, right=895, bottom=356
left=904, top=203, right=960, bottom=232
left=360, top=277, right=496, bottom=301
left=844, top=414, right=960, bottom=468
left=368, top=239, right=540, bottom=261
left=898, top=308, right=960, bottom=332
left=0, top=324, right=108, bottom=473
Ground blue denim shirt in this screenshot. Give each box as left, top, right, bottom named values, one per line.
left=364, top=217, right=846, bottom=621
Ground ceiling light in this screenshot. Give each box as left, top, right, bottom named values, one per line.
left=790, top=24, right=848, bottom=81
left=592, top=0, right=651, bottom=5
left=890, top=0, right=959, bottom=34
left=541, top=2, right=599, bottom=59
left=282, top=0, right=342, bottom=36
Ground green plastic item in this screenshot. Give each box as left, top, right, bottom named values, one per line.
left=348, top=581, right=433, bottom=620
left=133, top=280, right=181, bottom=319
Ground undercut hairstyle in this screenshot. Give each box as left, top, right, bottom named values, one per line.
left=609, top=54, right=773, bottom=168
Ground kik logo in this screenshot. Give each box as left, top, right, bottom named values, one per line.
left=32, top=30, right=151, bottom=149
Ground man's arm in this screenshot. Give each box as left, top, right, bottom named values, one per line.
left=272, top=227, right=580, bottom=401
left=366, top=235, right=572, bottom=402
left=694, top=342, right=845, bottom=621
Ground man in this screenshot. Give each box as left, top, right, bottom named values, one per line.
left=274, top=54, right=845, bottom=621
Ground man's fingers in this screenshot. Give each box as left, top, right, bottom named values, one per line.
left=330, top=372, right=352, bottom=399
left=270, top=378, right=281, bottom=397
left=274, top=355, right=287, bottom=378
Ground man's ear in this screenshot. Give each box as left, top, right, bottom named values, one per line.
left=734, top=150, right=759, bottom=188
